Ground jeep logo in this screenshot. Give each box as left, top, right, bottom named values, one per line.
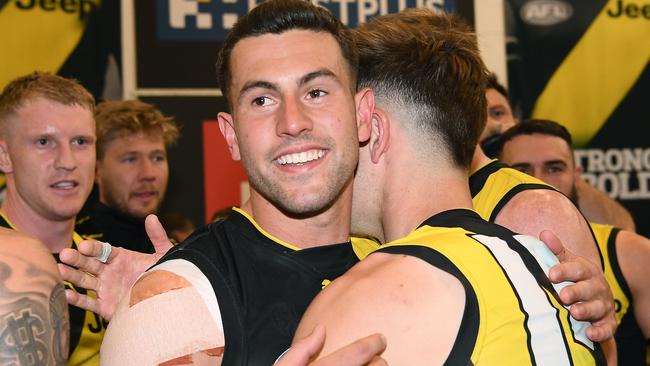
left=521, top=0, right=573, bottom=26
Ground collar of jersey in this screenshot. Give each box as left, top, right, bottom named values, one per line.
left=232, top=207, right=302, bottom=251
left=0, top=209, right=81, bottom=247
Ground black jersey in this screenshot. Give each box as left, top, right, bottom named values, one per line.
left=75, top=201, right=154, bottom=253
left=0, top=211, right=106, bottom=366
left=156, top=207, right=369, bottom=365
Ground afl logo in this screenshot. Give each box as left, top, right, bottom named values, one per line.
left=521, top=0, right=573, bottom=26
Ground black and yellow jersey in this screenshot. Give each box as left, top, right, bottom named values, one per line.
left=157, top=207, right=374, bottom=365
left=0, top=0, right=120, bottom=99
left=470, top=160, right=555, bottom=222
left=0, top=211, right=106, bottom=366
left=590, top=222, right=647, bottom=365
left=376, top=209, right=604, bottom=365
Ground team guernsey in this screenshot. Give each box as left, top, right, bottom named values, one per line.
left=470, top=160, right=554, bottom=222
left=156, top=207, right=378, bottom=365
left=0, top=212, right=106, bottom=366
left=375, top=209, right=604, bottom=365
left=470, top=160, right=647, bottom=363
left=590, top=222, right=646, bottom=365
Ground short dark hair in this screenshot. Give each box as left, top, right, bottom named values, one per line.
left=487, top=73, right=509, bottom=101
left=354, top=9, right=488, bottom=168
left=216, top=0, right=358, bottom=107
left=500, top=118, right=573, bottom=150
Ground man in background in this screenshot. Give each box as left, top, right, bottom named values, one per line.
left=500, top=118, right=650, bottom=365
left=76, top=100, right=179, bottom=253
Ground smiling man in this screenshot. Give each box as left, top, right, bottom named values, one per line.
left=76, top=100, right=179, bottom=253
left=98, top=1, right=378, bottom=364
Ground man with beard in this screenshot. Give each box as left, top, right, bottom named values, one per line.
left=500, top=118, right=650, bottom=365
left=76, top=100, right=179, bottom=253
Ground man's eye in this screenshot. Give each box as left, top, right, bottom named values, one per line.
left=308, top=89, right=326, bottom=98
left=253, top=96, right=271, bottom=106
left=490, top=108, right=505, bottom=118
left=37, top=138, right=49, bottom=146
left=73, top=138, right=88, bottom=146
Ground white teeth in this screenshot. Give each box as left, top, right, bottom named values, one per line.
left=53, top=182, right=75, bottom=189
left=277, top=149, right=325, bottom=165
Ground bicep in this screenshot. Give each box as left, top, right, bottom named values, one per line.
left=101, top=260, right=225, bottom=365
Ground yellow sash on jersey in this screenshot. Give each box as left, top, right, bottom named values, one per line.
left=533, top=0, right=650, bottom=147
left=0, top=0, right=101, bottom=90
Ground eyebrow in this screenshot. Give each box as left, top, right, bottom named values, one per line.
left=237, top=68, right=339, bottom=103
left=544, top=160, right=568, bottom=166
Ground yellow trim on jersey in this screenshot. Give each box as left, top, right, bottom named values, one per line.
left=0, top=1, right=101, bottom=90
left=350, top=236, right=381, bottom=260
left=380, top=223, right=598, bottom=365
left=532, top=0, right=650, bottom=147
left=589, top=222, right=630, bottom=326
left=233, top=207, right=301, bottom=251
left=471, top=166, right=551, bottom=221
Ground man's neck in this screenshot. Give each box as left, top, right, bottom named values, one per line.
left=381, top=160, right=474, bottom=243
left=241, top=189, right=353, bottom=249
left=1, top=192, right=74, bottom=253
left=470, top=145, right=492, bottom=174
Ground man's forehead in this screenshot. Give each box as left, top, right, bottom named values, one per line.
left=229, top=30, right=348, bottom=86
left=508, top=134, right=573, bottom=160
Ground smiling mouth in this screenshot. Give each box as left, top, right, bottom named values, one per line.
left=275, top=149, right=326, bottom=165
left=51, top=181, right=78, bottom=189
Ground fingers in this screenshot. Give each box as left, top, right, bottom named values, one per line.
left=275, top=325, right=326, bottom=365
left=314, top=333, right=387, bottom=366
left=58, top=263, right=100, bottom=291
left=549, top=260, right=590, bottom=284
left=59, top=241, right=107, bottom=276
left=539, top=230, right=566, bottom=259
left=64, top=288, right=102, bottom=316
left=585, top=320, right=616, bottom=343
left=145, top=215, right=173, bottom=256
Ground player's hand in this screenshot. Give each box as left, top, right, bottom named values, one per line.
left=540, top=230, right=616, bottom=342
left=57, top=214, right=173, bottom=320
left=275, top=325, right=387, bottom=366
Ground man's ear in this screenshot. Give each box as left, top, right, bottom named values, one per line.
left=0, top=140, right=13, bottom=174
left=354, top=87, right=375, bottom=143
left=217, top=112, right=241, bottom=161
left=369, top=108, right=390, bottom=164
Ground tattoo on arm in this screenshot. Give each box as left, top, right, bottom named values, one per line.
left=0, top=260, right=70, bottom=365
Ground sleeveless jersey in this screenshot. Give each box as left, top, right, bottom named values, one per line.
left=470, top=160, right=554, bottom=222
left=156, top=207, right=376, bottom=365
left=590, top=222, right=647, bottom=365
left=376, top=209, right=604, bottom=365
left=0, top=212, right=106, bottom=366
